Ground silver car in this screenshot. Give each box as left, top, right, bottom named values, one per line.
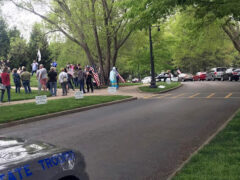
left=208, top=67, right=228, bottom=81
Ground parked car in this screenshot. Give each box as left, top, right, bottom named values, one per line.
left=156, top=73, right=172, bottom=82
left=231, top=69, right=240, bottom=81
left=209, top=67, right=228, bottom=81
left=193, top=72, right=207, bottom=81
left=178, top=73, right=193, bottom=82
left=141, top=76, right=151, bottom=84
left=0, top=137, right=89, bottom=180
left=226, top=68, right=236, bottom=81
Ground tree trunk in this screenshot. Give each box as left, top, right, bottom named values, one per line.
left=222, top=22, right=240, bottom=52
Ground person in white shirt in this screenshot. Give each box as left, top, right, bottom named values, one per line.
left=31, top=60, right=38, bottom=76
left=39, top=64, right=48, bottom=91
left=58, top=68, right=68, bottom=96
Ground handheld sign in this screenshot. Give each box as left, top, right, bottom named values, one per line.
left=75, top=91, right=84, bottom=99
left=108, top=87, right=117, bottom=93
left=36, top=95, right=47, bottom=105
left=158, top=85, right=166, bottom=89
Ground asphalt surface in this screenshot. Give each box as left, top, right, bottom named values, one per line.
left=1, top=81, right=240, bottom=180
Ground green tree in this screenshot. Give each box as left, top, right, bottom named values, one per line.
left=8, top=34, right=29, bottom=69
left=10, top=0, right=133, bottom=84
left=28, top=23, right=51, bottom=70
left=169, top=9, right=239, bottom=73
left=49, top=39, right=88, bottom=69
left=0, top=17, right=10, bottom=59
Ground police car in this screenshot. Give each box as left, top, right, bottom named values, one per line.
left=0, top=137, right=89, bottom=180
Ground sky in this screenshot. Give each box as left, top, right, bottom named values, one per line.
left=1, top=1, right=43, bottom=40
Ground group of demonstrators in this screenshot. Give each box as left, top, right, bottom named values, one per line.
left=0, top=60, right=101, bottom=103
left=0, top=58, right=124, bottom=103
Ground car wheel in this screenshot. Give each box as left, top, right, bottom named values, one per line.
left=235, top=78, right=239, bottom=81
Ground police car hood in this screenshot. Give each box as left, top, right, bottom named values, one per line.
left=0, top=137, right=65, bottom=170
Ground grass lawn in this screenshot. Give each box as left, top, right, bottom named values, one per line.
left=139, top=82, right=181, bottom=93
left=10, top=74, right=39, bottom=87
left=120, top=83, right=142, bottom=86
left=173, top=110, right=240, bottom=180
left=1, top=89, right=50, bottom=102
left=0, top=95, right=131, bottom=124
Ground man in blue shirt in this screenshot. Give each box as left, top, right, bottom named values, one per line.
left=51, top=61, right=58, bottom=68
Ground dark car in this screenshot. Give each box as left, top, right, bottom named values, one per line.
left=231, top=69, right=240, bottom=81
left=156, top=73, right=172, bottom=82
left=0, top=137, right=89, bottom=180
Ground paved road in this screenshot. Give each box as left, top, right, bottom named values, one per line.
left=1, top=82, right=240, bottom=180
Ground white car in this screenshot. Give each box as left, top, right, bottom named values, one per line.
left=141, top=76, right=151, bottom=84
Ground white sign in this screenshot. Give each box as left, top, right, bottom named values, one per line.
left=158, top=85, right=166, bottom=89
left=75, top=91, right=84, bottom=99
left=36, top=95, right=47, bottom=105
left=166, top=78, right=172, bottom=84
left=108, top=87, right=117, bottom=93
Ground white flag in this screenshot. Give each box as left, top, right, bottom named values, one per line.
left=37, top=49, right=41, bottom=62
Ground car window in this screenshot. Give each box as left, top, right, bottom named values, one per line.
left=217, top=68, right=226, bottom=72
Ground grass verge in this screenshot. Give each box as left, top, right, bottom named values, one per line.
left=1, top=89, right=50, bottom=102
left=139, top=82, right=181, bottom=93
left=0, top=95, right=131, bottom=124
left=120, top=83, right=142, bottom=86
left=172, top=110, right=240, bottom=180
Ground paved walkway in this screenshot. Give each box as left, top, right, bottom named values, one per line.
left=0, top=85, right=152, bottom=106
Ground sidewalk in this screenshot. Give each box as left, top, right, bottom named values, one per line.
left=0, top=85, right=151, bottom=107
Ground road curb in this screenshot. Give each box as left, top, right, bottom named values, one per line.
left=156, top=83, right=183, bottom=94
left=166, top=108, right=240, bottom=180
left=138, top=83, right=183, bottom=94
left=0, top=97, right=137, bottom=130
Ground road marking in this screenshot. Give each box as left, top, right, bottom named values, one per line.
left=225, top=93, right=233, bottom=99
left=206, top=93, right=215, bottom=99
left=157, top=94, right=172, bottom=99
left=171, top=93, right=185, bottom=99
left=189, top=93, right=200, bottom=98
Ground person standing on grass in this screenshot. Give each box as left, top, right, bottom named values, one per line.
left=86, top=66, right=94, bottom=93
left=109, top=67, right=117, bottom=88
left=59, top=68, right=68, bottom=96
left=20, top=67, right=31, bottom=94
left=12, top=68, right=21, bottom=93
left=0, top=67, right=11, bottom=103
left=48, top=67, right=58, bottom=96
left=36, top=68, right=42, bottom=92
left=78, top=66, right=86, bottom=93
left=73, top=65, right=79, bottom=88
left=39, top=64, right=48, bottom=91
left=65, top=68, right=75, bottom=91
left=31, top=60, right=38, bottom=76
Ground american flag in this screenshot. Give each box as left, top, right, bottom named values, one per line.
left=118, top=74, right=125, bottom=83
left=89, top=67, right=101, bottom=87
left=177, top=69, right=182, bottom=74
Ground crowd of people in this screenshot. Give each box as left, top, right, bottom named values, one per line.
left=0, top=59, right=101, bottom=103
